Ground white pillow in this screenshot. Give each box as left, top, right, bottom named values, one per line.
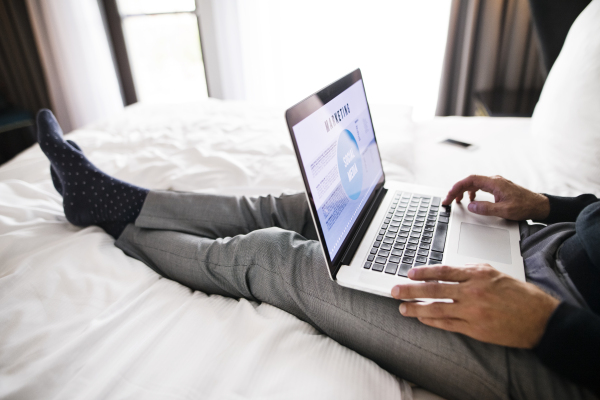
left=531, top=0, right=600, bottom=194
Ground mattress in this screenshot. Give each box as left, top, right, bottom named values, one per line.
left=1, top=100, right=594, bottom=400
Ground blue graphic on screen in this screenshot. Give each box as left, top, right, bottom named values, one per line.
left=337, top=129, right=363, bottom=200
left=291, top=79, right=384, bottom=262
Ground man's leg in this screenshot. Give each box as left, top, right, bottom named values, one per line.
left=116, top=191, right=595, bottom=400
left=134, top=190, right=318, bottom=240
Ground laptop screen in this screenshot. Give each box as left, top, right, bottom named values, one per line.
left=290, top=74, right=384, bottom=263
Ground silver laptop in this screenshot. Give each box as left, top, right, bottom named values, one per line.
left=285, top=69, right=524, bottom=298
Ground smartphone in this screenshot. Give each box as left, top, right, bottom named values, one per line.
left=440, top=138, right=478, bottom=151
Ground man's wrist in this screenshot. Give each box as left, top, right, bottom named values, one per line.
left=531, top=194, right=550, bottom=221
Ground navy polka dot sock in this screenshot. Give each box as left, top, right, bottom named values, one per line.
left=37, top=109, right=149, bottom=238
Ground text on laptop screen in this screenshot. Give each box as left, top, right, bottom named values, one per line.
left=292, top=79, right=383, bottom=260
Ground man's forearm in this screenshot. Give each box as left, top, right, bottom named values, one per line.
left=538, top=194, right=599, bottom=224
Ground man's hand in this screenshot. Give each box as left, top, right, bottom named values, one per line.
left=442, top=175, right=550, bottom=221
left=391, top=264, right=560, bottom=348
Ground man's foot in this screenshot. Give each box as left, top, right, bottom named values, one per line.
left=37, top=109, right=149, bottom=238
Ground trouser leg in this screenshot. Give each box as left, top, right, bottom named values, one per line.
left=115, top=192, right=596, bottom=400
left=134, top=190, right=318, bottom=240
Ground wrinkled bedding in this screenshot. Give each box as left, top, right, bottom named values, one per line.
left=1, top=100, right=593, bottom=400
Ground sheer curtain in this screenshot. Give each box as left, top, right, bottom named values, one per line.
left=26, top=0, right=123, bottom=133
left=198, top=0, right=451, bottom=121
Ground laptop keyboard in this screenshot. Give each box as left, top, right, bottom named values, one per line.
left=363, top=191, right=450, bottom=276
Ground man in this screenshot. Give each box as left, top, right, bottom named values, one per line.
left=37, top=109, right=599, bottom=399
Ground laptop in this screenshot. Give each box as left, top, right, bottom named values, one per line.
left=285, top=69, right=525, bottom=298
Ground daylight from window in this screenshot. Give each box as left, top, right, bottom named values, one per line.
left=116, top=0, right=451, bottom=120
left=237, top=0, right=452, bottom=120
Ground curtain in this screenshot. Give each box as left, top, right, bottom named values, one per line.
left=26, top=0, right=124, bottom=133
left=436, top=0, right=546, bottom=116
left=0, top=0, right=51, bottom=115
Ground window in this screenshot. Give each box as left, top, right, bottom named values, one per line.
left=236, top=1, right=451, bottom=120
left=114, top=0, right=208, bottom=103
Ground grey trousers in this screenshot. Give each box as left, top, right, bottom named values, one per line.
left=115, top=191, right=596, bottom=400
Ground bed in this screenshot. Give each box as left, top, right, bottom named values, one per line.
left=0, top=97, right=598, bottom=400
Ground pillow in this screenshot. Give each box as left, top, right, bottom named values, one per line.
left=531, top=0, right=600, bottom=195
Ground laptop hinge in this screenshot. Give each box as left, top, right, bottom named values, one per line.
left=339, top=187, right=388, bottom=268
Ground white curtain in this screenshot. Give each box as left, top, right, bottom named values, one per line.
left=26, top=0, right=123, bottom=133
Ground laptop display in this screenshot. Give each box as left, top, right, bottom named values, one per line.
left=287, top=71, right=384, bottom=266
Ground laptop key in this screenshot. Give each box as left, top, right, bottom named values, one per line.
left=376, top=256, right=388, bottom=264
left=383, top=238, right=394, bottom=244
left=372, top=262, right=385, bottom=272
left=398, top=231, right=409, bottom=238
left=419, top=243, right=430, bottom=250
left=385, top=231, right=396, bottom=238
left=408, top=238, right=419, bottom=245
left=406, top=243, right=418, bottom=250
left=432, top=222, right=448, bottom=253
left=417, top=248, right=429, bottom=256
left=388, top=227, right=398, bottom=233
left=378, top=250, right=390, bottom=257
left=422, top=231, right=433, bottom=238
left=405, top=250, right=416, bottom=257
left=438, top=216, right=449, bottom=224
left=421, top=237, right=432, bottom=244
left=373, top=241, right=381, bottom=248
left=381, top=243, right=392, bottom=250
left=379, top=229, right=386, bottom=235
left=416, top=255, right=427, bottom=263
left=370, top=247, right=378, bottom=254
left=377, top=235, right=383, bottom=241
left=398, top=263, right=412, bottom=277
left=382, top=223, right=389, bottom=229
left=364, top=262, right=372, bottom=269
left=414, top=262, right=426, bottom=266
left=385, top=263, right=399, bottom=274
left=367, top=254, right=375, bottom=261
left=389, top=255, right=401, bottom=263
left=432, top=197, right=441, bottom=207
left=393, top=243, right=405, bottom=250
left=424, top=226, right=434, bottom=232
left=391, top=249, right=403, bottom=256
left=410, top=232, right=420, bottom=238
left=429, top=250, right=443, bottom=261
left=428, top=259, right=438, bottom=265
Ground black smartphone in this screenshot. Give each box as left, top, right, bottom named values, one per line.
left=440, top=138, right=478, bottom=150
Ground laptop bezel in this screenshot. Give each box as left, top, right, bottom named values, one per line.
left=285, top=68, right=386, bottom=277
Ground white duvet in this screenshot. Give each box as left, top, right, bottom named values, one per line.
left=1, top=100, right=595, bottom=400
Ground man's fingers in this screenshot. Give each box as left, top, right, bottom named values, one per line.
left=417, top=317, right=468, bottom=334
left=391, top=281, right=460, bottom=300
left=469, top=190, right=476, bottom=202
left=400, top=301, right=459, bottom=319
left=407, top=264, right=472, bottom=282
left=467, top=201, right=499, bottom=216
left=442, top=175, right=498, bottom=205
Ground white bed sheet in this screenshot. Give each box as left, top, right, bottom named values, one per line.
left=2, top=100, right=594, bottom=400
left=0, top=100, right=416, bottom=400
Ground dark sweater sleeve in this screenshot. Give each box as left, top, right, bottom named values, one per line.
left=539, top=194, right=599, bottom=224
left=534, top=302, right=600, bottom=396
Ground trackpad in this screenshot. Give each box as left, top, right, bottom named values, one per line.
left=457, top=223, right=512, bottom=264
